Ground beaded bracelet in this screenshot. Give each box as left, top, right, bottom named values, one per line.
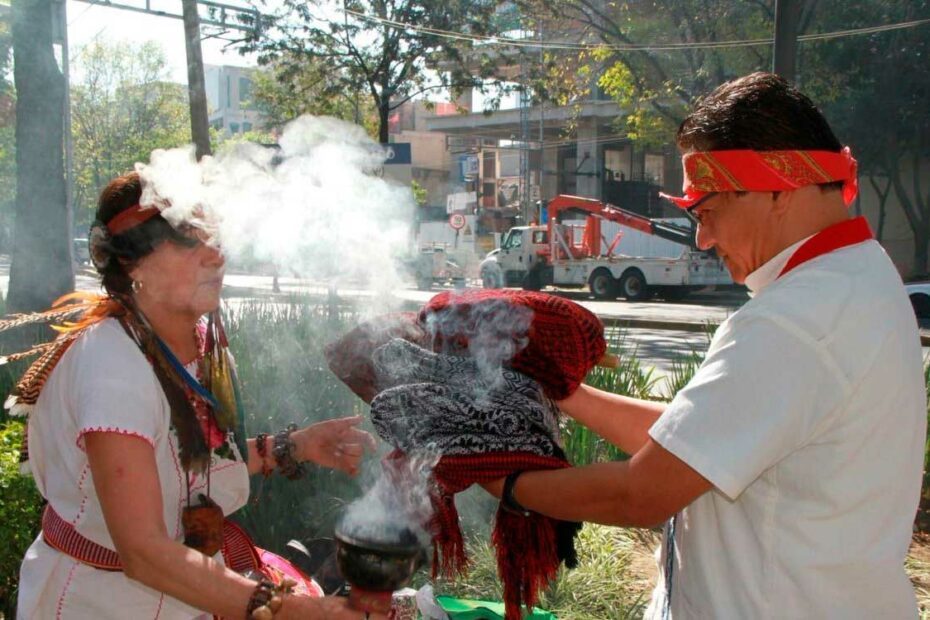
left=246, top=577, right=297, bottom=620
left=255, top=432, right=273, bottom=478
left=272, top=424, right=305, bottom=480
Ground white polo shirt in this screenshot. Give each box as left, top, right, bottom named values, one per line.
left=646, top=238, right=926, bottom=619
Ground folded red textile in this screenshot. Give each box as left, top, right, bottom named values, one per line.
left=385, top=450, right=577, bottom=620
left=420, top=290, right=606, bottom=400
left=323, top=312, right=428, bottom=403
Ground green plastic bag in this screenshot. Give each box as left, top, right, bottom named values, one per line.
left=435, top=595, right=556, bottom=620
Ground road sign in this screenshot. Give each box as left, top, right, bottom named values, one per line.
left=449, top=213, right=466, bottom=230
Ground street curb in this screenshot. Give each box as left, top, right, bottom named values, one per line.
left=398, top=298, right=722, bottom=333
left=402, top=297, right=930, bottom=344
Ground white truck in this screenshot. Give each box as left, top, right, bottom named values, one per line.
left=479, top=195, right=731, bottom=301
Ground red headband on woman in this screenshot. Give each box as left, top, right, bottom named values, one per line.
left=660, top=147, right=859, bottom=209
left=106, top=204, right=160, bottom=235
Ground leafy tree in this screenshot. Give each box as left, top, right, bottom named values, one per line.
left=533, top=0, right=780, bottom=147
left=246, top=0, right=516, bottom=143
left=802, top=1, right=930, bottom=273
left=250, top=55, right=379, bottom=138
left=537, top=0, right=930, bottom=273
left=70, top=38, right=191, bottom=232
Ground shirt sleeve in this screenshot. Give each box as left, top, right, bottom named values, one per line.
left=71, top=321, right=165, bottom=451
left=649, top=313, right=851, bottom=500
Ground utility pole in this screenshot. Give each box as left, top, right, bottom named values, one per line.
left=182, top=0, right=212, bottom=159
left=772, top=0, right=801, bottom=80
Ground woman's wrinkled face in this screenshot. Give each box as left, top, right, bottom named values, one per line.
left=128, top=231, right=225, bottom=318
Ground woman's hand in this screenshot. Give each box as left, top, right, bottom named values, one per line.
left=280, top=594, right=388, bottom=620
left=292, top=416, right=377, bottom=476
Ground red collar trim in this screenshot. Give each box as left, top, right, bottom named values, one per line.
left=777, top=216, right=873, bottom=279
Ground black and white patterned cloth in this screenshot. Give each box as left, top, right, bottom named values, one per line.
left=369, top=339, right=562, bottom=457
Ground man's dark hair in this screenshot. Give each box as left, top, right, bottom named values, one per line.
left=677, top=72, right=842, bottom=152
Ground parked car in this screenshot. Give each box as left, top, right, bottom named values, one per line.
left=905, top=281, right=930, bottom=319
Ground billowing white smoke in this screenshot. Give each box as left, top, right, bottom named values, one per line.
left=135, top=115, right=413, bottom=294
left=339, top=450, right=438, bottom=547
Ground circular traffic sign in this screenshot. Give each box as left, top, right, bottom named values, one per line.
left=449, top=213, right=466, bottom=230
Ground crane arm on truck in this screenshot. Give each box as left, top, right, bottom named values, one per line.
left=546, top=194, right=696, bottom=251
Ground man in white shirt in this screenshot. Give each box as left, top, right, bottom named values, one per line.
left=483, top=72, right=926, bottom=618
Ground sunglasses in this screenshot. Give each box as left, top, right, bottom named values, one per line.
left=684, top=192, right=718, bottom=225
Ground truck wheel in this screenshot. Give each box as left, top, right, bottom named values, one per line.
left=522, top=269, right=543, bottom=291
left=619, top=269, right=650, bottom=301
left=588, top=268, right=617, bottom=300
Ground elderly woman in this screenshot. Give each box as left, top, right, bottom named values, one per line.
left=15, top=172, right=381, bottom=620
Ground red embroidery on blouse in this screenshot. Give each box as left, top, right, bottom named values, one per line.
left=76, top=427, right=156, bottom=451
left=55, top=560, right=80, bottom=620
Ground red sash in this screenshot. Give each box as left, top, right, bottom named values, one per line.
left=777, top=217, right=873, bottom=279
left=41, top=504, right=323, bottom=599
left=41, top=504, right=261, bottom=573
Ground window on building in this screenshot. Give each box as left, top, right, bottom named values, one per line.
left=239, top=77, right=253, bottom=109
left=243, top=122, right=252, bottom=132
left=645, top=154, right=665, bottom=186
left=230, top=122, right=240, bottom=134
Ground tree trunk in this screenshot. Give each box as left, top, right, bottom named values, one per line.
left=182, top=0, right=212, bottom=160
left=9, top=0, right=74, bottom=312
left=378, top=102, right=390, bottom=144
left=914, top=227, right=929, bottom=277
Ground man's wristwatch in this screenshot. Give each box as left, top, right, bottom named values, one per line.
left=501, top=471, right=532, bottom=517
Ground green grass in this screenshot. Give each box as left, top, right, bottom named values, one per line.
left=433, top=524, right=648, bottom=620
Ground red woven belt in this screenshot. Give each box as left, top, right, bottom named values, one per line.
left=41, top=504, right=261, bottom=574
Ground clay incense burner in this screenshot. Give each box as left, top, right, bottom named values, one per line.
left=334, top=521, right=426, bottom=614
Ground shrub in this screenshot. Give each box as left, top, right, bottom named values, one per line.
left=0, top=421, right=42, bottom=617
left=223, top=298, right=371, bottom=551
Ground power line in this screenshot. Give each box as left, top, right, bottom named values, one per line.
left=341, top=9, right=930, bottom=53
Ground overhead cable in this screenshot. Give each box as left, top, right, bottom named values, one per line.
left=340, top=9, right=930, bottom=53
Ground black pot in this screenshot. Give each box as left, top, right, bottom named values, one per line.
left=333, top=522, right=425, bottom=595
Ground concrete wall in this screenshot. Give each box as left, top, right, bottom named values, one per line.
left=391, top=130, right=452, bottom=208
left=575, top=119, right=602, bottom=198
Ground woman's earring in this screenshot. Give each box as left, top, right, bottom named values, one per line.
left=131, top=280, right=143, bottom=294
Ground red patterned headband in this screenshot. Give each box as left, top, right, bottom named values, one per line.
left=106, top=204, right=160, bottom=235
left=660, top=147, right=859, bottom=209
